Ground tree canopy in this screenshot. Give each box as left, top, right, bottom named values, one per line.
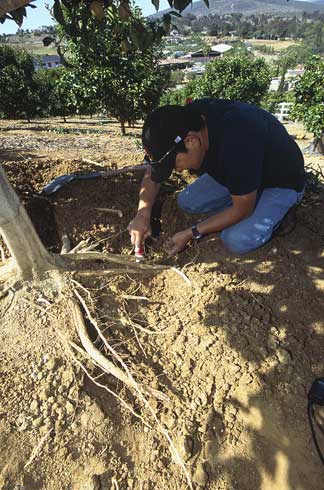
left=0, top=44, right=39, bottom=120
left=162, top=56, right=271, bottom=107
left=0, top=0, right=208, bottom=50
left=291, top=55, right=324, bottom=151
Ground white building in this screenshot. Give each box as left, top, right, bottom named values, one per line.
left=34, top=55, right=62, bottom=70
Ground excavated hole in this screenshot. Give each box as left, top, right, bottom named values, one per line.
left=13, top=171, right=194, bottom=259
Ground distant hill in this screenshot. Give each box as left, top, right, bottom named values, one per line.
left=151, top=0, right=324, bottom=18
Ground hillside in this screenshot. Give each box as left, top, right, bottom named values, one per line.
left=152, top=0, right=324, bottom=18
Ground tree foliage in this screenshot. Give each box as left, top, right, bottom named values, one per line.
left=35, top=67, right=79, bottom=120
left=54, top=3, right=170, bottom=133
left=291, top=56, right=324, bottom=142
left=0, top=0, right=206, bottom=52
left=162, top=56, right=271, bottom=107
left=0, top=45, right=40, bottom=120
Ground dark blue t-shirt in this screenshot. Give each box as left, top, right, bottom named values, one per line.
left=191, top=98, right=305, bottom=195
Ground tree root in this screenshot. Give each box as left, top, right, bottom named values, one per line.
left=72, top=291, right=167, bottom=402
left=62, top=338, right=151, bottom=428
left=70, top=292, right=193, bottom=490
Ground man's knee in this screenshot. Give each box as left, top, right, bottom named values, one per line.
left=221, top=221, right=273, bottom=254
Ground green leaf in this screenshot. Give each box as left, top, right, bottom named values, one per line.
left=53, top=0, right=66, bottom=26
left=169, top=10, right=182, bottom=17
left=152, top=0, right=160, bottom=11
left=173, top=0, right=192, bottom=13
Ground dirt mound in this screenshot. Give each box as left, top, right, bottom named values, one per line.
left=1, top=118, right=324, bottom=490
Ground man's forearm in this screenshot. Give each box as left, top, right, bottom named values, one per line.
left=195, top=206, right=252, bottom=236
left=137, top=169, right=160, bottom=215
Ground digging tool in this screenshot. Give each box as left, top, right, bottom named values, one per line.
left=41, top=163, right=149, bottom=195
left=134, top=245, right=145, bottom=262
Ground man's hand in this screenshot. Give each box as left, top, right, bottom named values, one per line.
left=127, top=211, right=151, bottom=248
left=164, top=229, right=192, bottom=256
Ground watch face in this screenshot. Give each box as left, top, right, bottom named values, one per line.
left=192, top=225, right=202, bottom=239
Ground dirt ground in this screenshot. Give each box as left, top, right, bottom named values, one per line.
left=0, top=117, right=324, bottom=490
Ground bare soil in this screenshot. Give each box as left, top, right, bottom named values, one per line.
left=1, top=117, right=324, bottom=490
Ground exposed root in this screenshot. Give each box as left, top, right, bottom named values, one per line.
left=60, top=234, right=71, bottom=254
left=71, top=292, right=167, bottom=402
left=24, top=428, right=53, bottom=469
left=71, top=291, right=193, bottom=490
left=0, top=286, right=15, bottom=317
left=120, top=303, right=170, bottom=336
left=87, top=207, right=123, bottom=218
left=68, top=238, right=93, bottom=254
left=64, top=252, right=168, bottom=270
left=62, top=338, right=152, bottom=428
left=74, top=269, right=156, bottom=277
left=64, top=252, right=192, bottom=286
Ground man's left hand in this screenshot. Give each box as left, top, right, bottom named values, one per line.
left=164, top=229, right=192, bottom=256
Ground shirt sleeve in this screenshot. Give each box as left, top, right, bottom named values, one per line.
left=219, top=109, right=266, bottom=196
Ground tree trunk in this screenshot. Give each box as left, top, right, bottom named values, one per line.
left=310, top=135, right=324, bottom=155
left=0, top=165, right=55, bottom=277
left=314, top=135, right=324, bottom=155
left=120, top=119, right=126, bottom=136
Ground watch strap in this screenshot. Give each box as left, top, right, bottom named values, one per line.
left=191, top=224, right=203, bottom=240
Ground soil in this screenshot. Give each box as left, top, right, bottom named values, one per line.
left=0, top=117, right=324, bottom=490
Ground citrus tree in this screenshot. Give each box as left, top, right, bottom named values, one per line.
left=54, top=4, right=170, bottom=134
left=162, top=56, right=271, bottom=107
left=0, top=45, right=40, bottom=121
left=291, top=56, right=324, bottom=154
left=191, top=56, right=271, bottom=105
left=35, top=67, right=80, bottom=120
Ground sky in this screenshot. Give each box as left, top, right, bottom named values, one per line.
left=0, top=0, right=171, bottom=34
left=0, top=0, right=316, bottom=35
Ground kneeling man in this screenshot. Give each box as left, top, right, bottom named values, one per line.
left=128, top=98, right=305, bottom=255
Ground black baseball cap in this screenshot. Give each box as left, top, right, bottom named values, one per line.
left=142, top=105, right=193, bottom=183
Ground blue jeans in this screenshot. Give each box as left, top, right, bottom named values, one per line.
left=177, top=173, right=304, bottom=254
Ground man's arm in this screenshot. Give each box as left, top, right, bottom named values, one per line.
left=165, top=191, right=257, bottom=255
left=195, top=191, right=257, bottom=234
left=127, top=168, right=161, bottom=247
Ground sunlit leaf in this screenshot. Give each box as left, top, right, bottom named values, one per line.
left=174, top=0, right=192, bottom=12
left=169, top=10, right=182, bottom=17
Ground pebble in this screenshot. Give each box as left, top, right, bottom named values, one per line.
left=278, top=347, right=292, bottom=363
left=30, top=400, right=39, bottom=414
left=18, top=419, right=29, bottom=431
left=66, top=401, right=75, bottom=415
left=32, top=416, right=43, bottom=428
left=199, top=393, right=208, bottom=407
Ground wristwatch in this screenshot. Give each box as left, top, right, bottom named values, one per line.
left=191, top=224, right=203, bottom=240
